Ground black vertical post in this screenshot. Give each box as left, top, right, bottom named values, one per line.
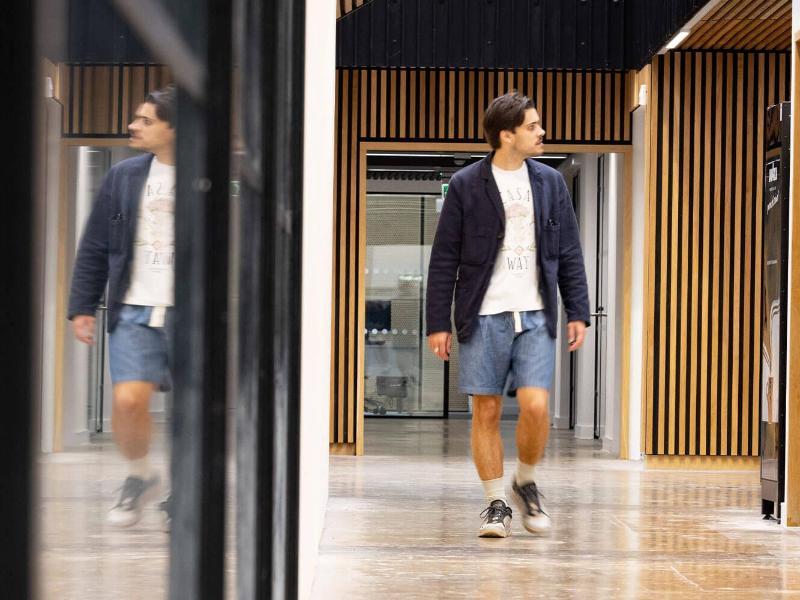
left=169, top=0, right=232, bottom=598
left=1, top=0, right=34, bottom=597
left=235, top=0, right=305, bottom=596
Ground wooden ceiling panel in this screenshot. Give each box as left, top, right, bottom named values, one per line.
left=683, top=0, right=791, bottom=50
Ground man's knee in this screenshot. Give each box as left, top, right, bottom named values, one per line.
left=473, top=396, right=503, bottom=426
left=518, top=390, right=548, bottom=420
left=113, top=386, right=151, bottom=416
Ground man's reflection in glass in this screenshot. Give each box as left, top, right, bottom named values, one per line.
left=68, top=86, right=176, bottom=530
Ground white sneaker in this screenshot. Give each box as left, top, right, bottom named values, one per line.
left=108, top=474, right=161, bottom=528
left=511, top=479, right=551, bottom=534
left=478, top=500, right=513, bottom=538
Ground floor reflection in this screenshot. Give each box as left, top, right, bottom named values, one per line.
left=39, top=425, right=169, bottom=599
left=315, top=419, right=800, bottom=598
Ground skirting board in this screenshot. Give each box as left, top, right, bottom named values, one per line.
left=330, top=443, right=356, bottom=456
left=645, top=455, right=759, bottom=471
left=552, top=416, right=571, bottom=430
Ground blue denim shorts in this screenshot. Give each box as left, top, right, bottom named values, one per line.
left=458, top=310, right=555, bottom=395
left=109, top=304, right=173, bottom=391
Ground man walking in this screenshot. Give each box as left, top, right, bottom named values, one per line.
left=426, top=92, right=590, bottom=538
left=69, top=86, right=176, bottom=528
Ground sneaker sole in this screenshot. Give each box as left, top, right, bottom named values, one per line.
left=478, top=524, right=512, bottom=538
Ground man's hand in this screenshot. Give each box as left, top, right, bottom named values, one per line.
left=72, top=315, right=96, bottom=345
left=567, top=321, right=586, bottom=352
left=427, top=332, right=452, bottom=361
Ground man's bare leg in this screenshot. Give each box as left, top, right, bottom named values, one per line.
left=512, top=386, right=552, bottom=533
left=515, top=386, right=549, bottom=466
left=112, top=381, right=156, bottom=460
left=471, top=394, right=504, bottom=480
left=108, top=380, right=160, bottom=527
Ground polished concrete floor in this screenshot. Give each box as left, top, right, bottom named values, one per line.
left=37, top=419, right=800, bottom=599
left=313, top=419, right=800, bottom=599
left=38, top=429, right=171, bottom=599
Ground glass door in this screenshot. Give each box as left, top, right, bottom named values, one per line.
left=364, top=193, right=449, bottom=417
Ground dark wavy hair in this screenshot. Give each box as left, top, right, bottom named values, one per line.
left=483, top=91, right=534, bottom=150
left=145, top=84, right=176, bottom=127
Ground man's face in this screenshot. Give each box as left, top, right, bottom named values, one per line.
left=128, top=103, right=174, bottom=153
left=502, top=108, right=546, bottom=157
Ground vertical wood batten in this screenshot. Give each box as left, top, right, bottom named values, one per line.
left=645, top=50, right=789, bottom=456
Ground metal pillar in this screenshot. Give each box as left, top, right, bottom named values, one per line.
left=167, top=1, right=232, bottom=598
left=235, top=0, right=305, bottom=596
left=2, top=0, right=35, bottom=597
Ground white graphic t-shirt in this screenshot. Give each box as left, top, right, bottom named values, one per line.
left=478, top=162, right=545, bottom=315
left=123, top=157, right=175, bottom=307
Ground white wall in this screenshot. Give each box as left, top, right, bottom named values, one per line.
left=38, top=98, right=62, bottom=452
left=794, top=0, right=800, bottom=36
left=298, top=0, right=335, bottom=597
left=627, top=106, right=647, bottom=461
left=573, top=153, right=599, bottom=440
left=603, top=153, right=624, bottom=455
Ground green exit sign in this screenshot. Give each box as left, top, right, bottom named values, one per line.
left=437, top=182, right=448, bottom=213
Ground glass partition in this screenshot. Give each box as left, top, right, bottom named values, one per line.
left=364, top=193, right=458, bottom=417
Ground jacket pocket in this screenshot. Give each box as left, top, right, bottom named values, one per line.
left=542, top=219, right=560, bottom=257
left=109, top=214, right=125, bottom=254
left=461, top=227, right=492, bottom=265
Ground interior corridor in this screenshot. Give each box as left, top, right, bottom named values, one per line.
left=313, top=420, right=800, bottom=598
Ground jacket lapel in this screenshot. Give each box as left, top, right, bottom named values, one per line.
left=526, top=159, right=545, bottom=247
left=124, top=153, right=154, bottom=238
left=480, top=154, right=506, bottom=227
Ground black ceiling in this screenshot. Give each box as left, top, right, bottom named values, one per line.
left=46, top=0, right=153, bottom=64
left=337, top=0, right=712, bottom=71
left=58, top=0, right=709, bottom=71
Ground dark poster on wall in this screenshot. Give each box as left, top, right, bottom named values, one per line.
left=761, top=102, right=791, bottom=521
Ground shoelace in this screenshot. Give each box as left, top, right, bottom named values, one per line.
left=113, top=477, right=147, bottom=510
left=480, top=502, right=511, bottom=524
left=517, top=483, right=549, bottom=517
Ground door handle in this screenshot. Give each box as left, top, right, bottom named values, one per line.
left=590, top=306, right=606, bottom=318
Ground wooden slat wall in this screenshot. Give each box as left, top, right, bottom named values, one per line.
left=332, top=67, right=631, bottom=448
left=58, top=64, right=172, bottom=137
left=645, top=51, right=790, bottom=456
left=683, top=0, right=790, bottom=51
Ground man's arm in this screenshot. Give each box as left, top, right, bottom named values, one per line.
left=68, top=172, right=113, bottom=324
left=555, top=174, right=591, bottom=349
left=425, top=176, right=464, bottom=358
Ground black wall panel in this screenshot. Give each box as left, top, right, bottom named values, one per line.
left=66, top=0, right=151, bottom=63
left=337, top=0, right=714, bottom=71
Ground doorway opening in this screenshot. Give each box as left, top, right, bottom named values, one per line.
left=556, top=152, right=625, bottom=454
left=358, top=144, right=630, bottom=458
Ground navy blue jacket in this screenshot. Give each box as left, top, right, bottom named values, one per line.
left=425, top=153, right=590, bottom=342
left=68, top=153, right=154, bottom=332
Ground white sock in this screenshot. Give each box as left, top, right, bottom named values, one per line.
left=481, top=477, right=508, bottom=505
left=128, top=456, right=153, bottom=480
left=515, top=459, right=537, bottom=486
